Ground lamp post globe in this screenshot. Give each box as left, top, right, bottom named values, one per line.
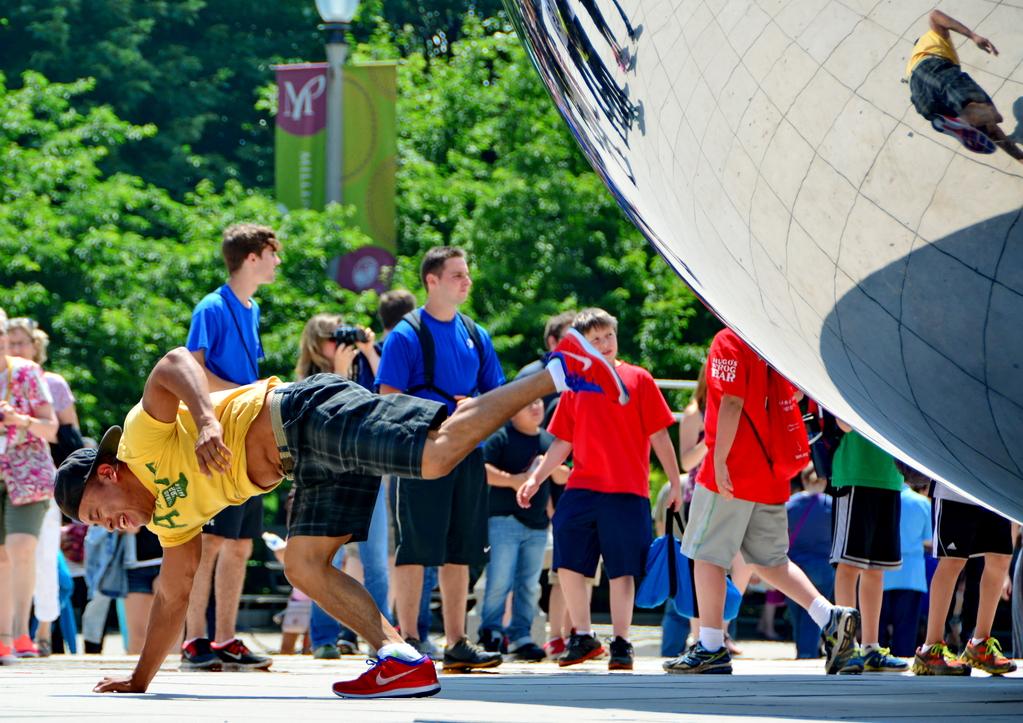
left=319, top=0, right=359, bottom=206
left=316, top=0, right=359, bottom=23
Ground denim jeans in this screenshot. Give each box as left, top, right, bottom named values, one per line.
left=418, top=566, right=438, bottom=640
left=309, top=483, right=391, bottom=648
left=661, top=603, right=691, bottom=657
left=787, top=558, right=835, bottom=659
left=479, top=516, right=548, bottom=649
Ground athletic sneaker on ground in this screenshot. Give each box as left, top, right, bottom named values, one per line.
left=181, top=638, right=222, bottom=671
left=403, top=636, right=436, bottom=660
left=863, top=647, right=909, bottom=673
left=12, top=634, right=38, bottom=658
left=211, top=638, right=273, bottom=671
left=332, top=655, right=441, bottom=699
left=336, top=640, right=359, bottom=655
left=961, top=637, right=1017, bottom=675
left=607, top=636, right=634, bottom=670
left=0, top=641, right=16, bottom=664
left=662, top=642, right=733, bottom=675
left=34, top=639, right=52, bottom=657
left=549, top=329, right=629, bottom=405
left=313, top=644, right=341, bottom=660
left=821, top=606, right=860, bottom=675
left=478, top=629, right=508, bottom=654
left=931, top=115, right=997, bottom=154
left=912, top=642, right=972, bottom=676
left=559, top=630, right=605, bottom=667
left=510, top=642, right=546, bottom=662
left=442, top=636, right=503, bottom=671
left=839, top=648, right=864, bottom=674
left=544, top=637, right=566, bottom=657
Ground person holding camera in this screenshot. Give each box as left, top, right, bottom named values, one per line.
left=294, top=313, right=385, bottom=657
left=295, top=315, right=379, bottom=390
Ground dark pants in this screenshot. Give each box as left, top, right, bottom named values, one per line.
left=880, top=589, right=924, bottom=657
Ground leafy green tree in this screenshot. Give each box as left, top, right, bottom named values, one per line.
left=0, top=71, right=378, bottom=437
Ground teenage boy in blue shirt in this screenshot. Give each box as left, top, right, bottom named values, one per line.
left=182, top=223, right=281, bottom=671
left=377, top=246, right=506, bottom=670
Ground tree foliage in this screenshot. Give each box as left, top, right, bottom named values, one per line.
left=0, top=5, right=718, bottom=438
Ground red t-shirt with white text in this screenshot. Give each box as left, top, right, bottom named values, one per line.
left=549, top=362, right=676, bottom=497
left=696, top=329, right=790, bottom=504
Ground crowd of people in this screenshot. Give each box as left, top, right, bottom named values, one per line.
left=0, top=228, right=1020, bottom=699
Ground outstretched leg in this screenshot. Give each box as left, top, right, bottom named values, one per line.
left=420, top=371, right=556, bottom=478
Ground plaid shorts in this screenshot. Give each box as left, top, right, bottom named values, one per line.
left=272, top=374, right=447, bottom=540
left=910, top=56, right=992, bottom=121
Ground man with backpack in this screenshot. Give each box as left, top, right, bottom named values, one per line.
left=664, top=326, right=860, bottom=675
left=376, top=246, right=506, bottom=670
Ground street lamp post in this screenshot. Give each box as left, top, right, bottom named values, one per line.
left=317, top=0, right=360, bottom=206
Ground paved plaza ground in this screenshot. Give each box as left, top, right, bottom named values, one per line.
left=3, top=631, right=1021, bottom=722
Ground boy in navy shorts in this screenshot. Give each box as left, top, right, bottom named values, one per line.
left=518, top=308, right=683, bottom=670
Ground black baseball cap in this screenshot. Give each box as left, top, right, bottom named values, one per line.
left=54, top=426, right=122, bottom=522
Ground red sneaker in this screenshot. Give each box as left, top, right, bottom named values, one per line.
left=0, top=641, right=17, bottom=664
left=543, top=637, right=566, bottom=657
left=549, top=329, right=629, bottom=404
left=13, top=635, right=38, bottom=658
left=332, top=655, right=441, bottom=699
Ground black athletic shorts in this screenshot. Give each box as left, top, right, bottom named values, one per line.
left=395, top=448, right=489, bottom=567
left=202, top=496, right=264, bottom=540
left=830, top=486, right=902, bottom=570
left=910, top=56, right=992, bottom=121
left=272, top=374, right=446, bottom=541
left=933, top=498, right=1013, bottom=558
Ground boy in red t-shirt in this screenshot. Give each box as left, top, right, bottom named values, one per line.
left=664, top=326, right=860, bottom=675
left=518, top=308, right=682, bottom=670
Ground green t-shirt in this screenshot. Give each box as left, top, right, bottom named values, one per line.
left=831, top=430, right=904, bottom=490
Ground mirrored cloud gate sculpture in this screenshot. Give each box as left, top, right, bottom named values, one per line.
left=505, top=0, right=1023, bottom=520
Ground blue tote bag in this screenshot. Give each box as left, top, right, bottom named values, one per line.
left=636, top=509, right=742, bottom=620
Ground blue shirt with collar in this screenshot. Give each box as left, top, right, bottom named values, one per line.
left=186, top=284, right=263, bottom=385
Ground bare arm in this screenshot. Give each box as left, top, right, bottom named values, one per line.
left=485, top=461, right=532, bottom=490
left=93, top=535, right=203, bottom=693
left=517, top=438, right=573, bottom=507
left=56, top=401, right=79, bottom=428
left=929, top=9, right=998, bottom=55
left=713, top=394, right=744, bottom=501
left=355, top=329, right=380, bottom=376
left=379, top=383, right=402, bottom=396
left=650, top=427, right=682, bottom=512
left=678, top=403, right=707, bottom=472
left=143, top=348, right=231, bottom=476
left=189, top=349, right=240, bottom=393
left=1, top=400, right=58, bottom=443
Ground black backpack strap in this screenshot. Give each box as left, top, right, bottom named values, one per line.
left=401, top=310, right=457, bottom=404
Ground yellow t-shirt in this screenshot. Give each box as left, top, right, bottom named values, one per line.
left=119, top=378, right=284, bottom=547
left=907, top=29, right=960, bottom=77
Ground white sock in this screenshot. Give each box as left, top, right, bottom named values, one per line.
left=575, top=629, right=593, bottom=638
left=971, top=637, right=986, bottom=646
left=809, top=596, right=834, bottom=629
left=547, top=356, right=568, bottom=392
left=699, top=627, right=724, bottom=652
left=377, top=642, right=424, bottom=662
left=863, top=642, right=880, bottom=654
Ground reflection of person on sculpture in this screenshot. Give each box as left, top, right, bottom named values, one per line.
left=907, top=10, right=1023, bottom=162
left=53, top=333, right=624, bottom=699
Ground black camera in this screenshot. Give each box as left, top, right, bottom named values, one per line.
left=333, top=325, right=368, bottom=345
